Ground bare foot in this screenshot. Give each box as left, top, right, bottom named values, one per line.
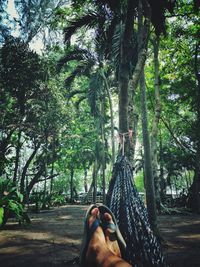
left=102, top=212, right=122, bottom=258
left=85, top=207, right=132, bottom=267
left=85, top=207, right=107, bottom=266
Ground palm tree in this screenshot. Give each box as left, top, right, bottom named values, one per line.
left=58, top=46, right=112, bottom=203
left=60, top=0, right=176, bottom=230
left=62, top=0, right=174, bottom=153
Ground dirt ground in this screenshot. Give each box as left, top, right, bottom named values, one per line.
left=0, top=205, right=200, bottom=267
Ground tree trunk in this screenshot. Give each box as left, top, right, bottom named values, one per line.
left=84, top=170, right=88, bottom=193
left=188, top=41, right=200, bottom=213
left=118, top=0, right=135, bottom=155
left=92, top=159, right=98, bottom=204
left=27, top=166, right=45, bottom=198
left=20, top=144, right=39, bottom=196
left=100, top=69, right=116, bottom=165
left=13, top=129, right=22, bottom=183
left=50, top=163, right=54, bottom=194
left=70, top=168, right=74, bottom=203
left=100, top=96, right=106, bottom=204
left=151, top=36, right=162, bottom=212
left=140, top=68, right=157, bottom=231
left=159, top=129, right=166, bottom=203
left=128, top=80, right=139, bottom=167
left=127, top=1, right=150, bottom=163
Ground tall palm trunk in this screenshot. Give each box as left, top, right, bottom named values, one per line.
left=100, top=95, right=106, bottom=204
left=151, top=36, right=162, bottom=212
left=118, top=0, right=135, bottom=155
left=128, top=81, right=139, bottom=167
left=100, top=69, right=115, bottom=165
left=128, top=1, right=150, bottom=164
left=140, top=68, right=157, bottom=231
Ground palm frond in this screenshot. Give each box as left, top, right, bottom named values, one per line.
left=87, top=73, right=103, bottom=117
left=64, top=60, right=94, bottom=87
left=110, top=23, right=123, bottom=72
left=57, top=47, right=94, bottom=72
left=104, top=16, right=119, bottom=57
left=64, top=11, right=100, bottom=42
left=65, top=89, right=87, bottom=100
left=57, top=54, right=84, bottom=72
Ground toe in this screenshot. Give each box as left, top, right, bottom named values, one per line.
left=103, top=212, right=112, bottom=222
left=88, top=207, right=99, bottom=228
left=102, top=212, right=116, bottom=233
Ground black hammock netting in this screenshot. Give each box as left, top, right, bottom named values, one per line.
left=106, top=155, right=167, bottom=267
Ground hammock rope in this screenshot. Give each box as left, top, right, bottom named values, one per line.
left=106, top=155, right=167, bottom=267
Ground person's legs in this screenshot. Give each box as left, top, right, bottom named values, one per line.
left=85, top=207, right=132, bottom=267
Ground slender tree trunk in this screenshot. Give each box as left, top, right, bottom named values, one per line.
left=151, top=36, right=162, bottom=212
left=70, top=168, right=74, bottom=203
left=159, top=129, right=166, bottom=203
left=85, top=180, right=93, bottom=203
left=27, top=166, right=45, bottom=198
left=84, top=170, right=88, bottom=193
left=100, top=96, right=106, bottom=204
left=100, top=69, right=116, bottom=165
left=128, top=81, right=139, bottom=166
left=188, top=41, right=200, bottom=213
left=92, top=159, right=98, bottom=204
left=50, top=163, right=54, bottom=194
left=43, top=166, right=47, bottom=209
left=140, top=68, right=157, bottom=232
left=42, top=133, right=49, bottom=208
left=20, top=144, right=39, bottom=196
left=13, top=129, right=22, bottom=183
left=127, top=1, right=150, bottom=163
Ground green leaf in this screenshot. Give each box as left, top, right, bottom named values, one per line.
left=0, top=207, right=4, bottom=226
left=16, top=191, right=24, bottom=203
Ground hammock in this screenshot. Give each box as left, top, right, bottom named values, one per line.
left=106, top=155, right=167, bottom=267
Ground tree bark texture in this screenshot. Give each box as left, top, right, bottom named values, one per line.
left=150, top=36, right=162, bottom=212
left=13, top=130, right=22, bottom=183
left=140, top=68, right=157, bottom=231
left=100, top=95, right=106, bottom=204
left=92, top=158, right=98, bottom=204
left=84, top=170, right=88, bottom=193
left=27, top=167, right=45, bottom=198
left=127, top=1, right=150, bottom=163
left=20, top=144, right=40, bottom=196
left=100, top=69, right=116, bottom=165
left=70, top=168, right=74, bottom=203
left=128, top=80, right=139, bottom=167
left=118, top=0, right=135, bottom=155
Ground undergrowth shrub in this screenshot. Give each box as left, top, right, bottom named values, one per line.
left=0, top=178, right=30, bottom=227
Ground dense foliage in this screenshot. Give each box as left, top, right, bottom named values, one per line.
left=0, top=0, right=200, bottom=226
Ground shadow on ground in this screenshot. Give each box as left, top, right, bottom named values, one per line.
left=0, top=205, right=200, bottom=267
